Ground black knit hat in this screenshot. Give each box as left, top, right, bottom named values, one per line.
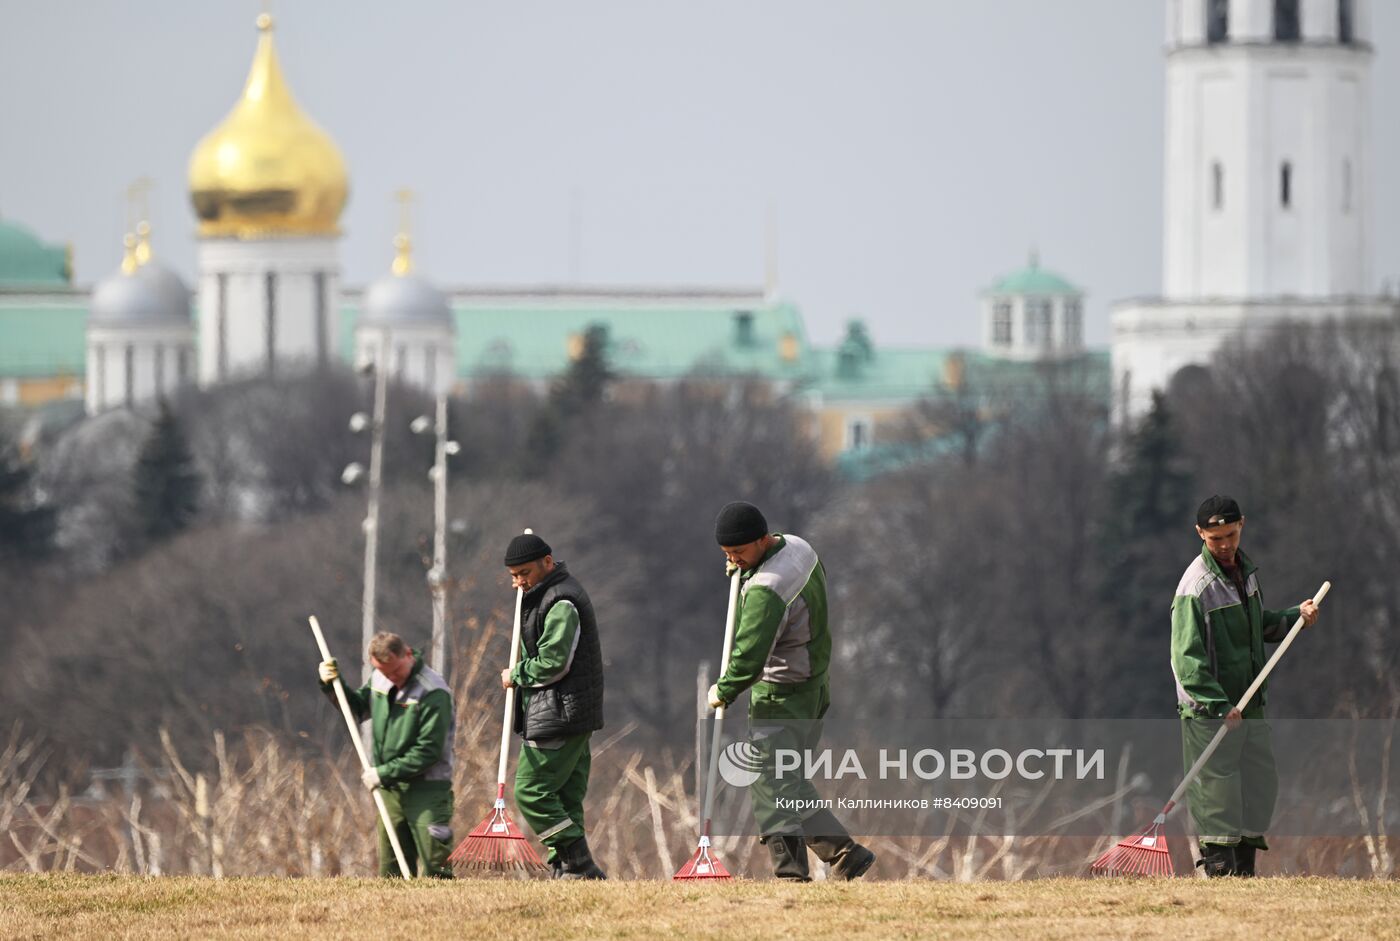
left=504, top=531, right=552, bottom=566
left=714, top=501, right=768, bottom=547
left=1196, top=495, right=1242, bottom=529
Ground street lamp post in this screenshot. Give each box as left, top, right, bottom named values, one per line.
left=413, top=390, right=459, bottom=676
left=346, top=337, right=389, bottom=684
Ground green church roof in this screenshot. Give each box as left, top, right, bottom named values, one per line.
left=0, top=218, right=70, bottom=286
left=986, top=256, right=1079, bottom=296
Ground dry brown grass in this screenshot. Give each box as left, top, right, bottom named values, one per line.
left=3, top=710, right=1393, bottom=881
left=3, top=625, right=1394, bottom=881
left=3, top=874, right=1400, bottom=941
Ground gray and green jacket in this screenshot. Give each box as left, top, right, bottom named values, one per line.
left=1170, top=546, right=1301, bottom=719
left=323, top=651, right=454, bottom=790
left=714, top=534, right=831, bottom=706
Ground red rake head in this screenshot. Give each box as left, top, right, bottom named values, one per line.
left=1091, top=817, right=1175, bottom=877
left=673, top=836, right=732, bottom=881
left=448, top=800, right=549, bottom=875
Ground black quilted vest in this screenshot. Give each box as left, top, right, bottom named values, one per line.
left=514, top=561, right=605, bottom=741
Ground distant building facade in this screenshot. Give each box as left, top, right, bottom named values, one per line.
left=0, top=11, right=1114, bottom=471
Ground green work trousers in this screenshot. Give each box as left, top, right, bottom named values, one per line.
left=514, top=733, right=591, bottom=859
left=1181, top=714, right=1278, bottom=850
left=377, top=782, right=454, bottom=878
left=747, top=679, right=831, bottom=837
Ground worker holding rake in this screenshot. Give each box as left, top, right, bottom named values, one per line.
left=317, top=632, right=455, bottom=878
left=1171, top=495, right=1320, bottom=877
left=708, top=501, right=875, bottom=882
left=500, top=531, right=607, bottom=879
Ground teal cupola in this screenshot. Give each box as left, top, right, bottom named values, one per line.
left=981, top=252, right=1085, bottom=361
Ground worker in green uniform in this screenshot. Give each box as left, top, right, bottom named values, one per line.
left=1171, top=495, right=1319, bottom=877
left=708, top=501, right=876, bottom=882
left=500, top=531, right=607, bottom=879
left=317, top=631, right=455, bottom=878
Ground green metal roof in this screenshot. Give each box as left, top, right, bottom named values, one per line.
left=0, top=218, right=70, bottom=286
left=804, top=347, right=953, bottom=402
left=339, top=297, right=812, bottom=381
left=0, top=293, right=87, bottom=377
left=831, top=349, right=1113, bottom=479
left=986, top=258, right=1080, bottom=296
left=0, top=278, right=1109, bottom=421
left=803, top=344, right=1111, bottom=404
left=0, top=288, right=811, bottom=385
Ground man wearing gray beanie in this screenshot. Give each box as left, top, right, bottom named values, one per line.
left=708, top=501, right=875, bottom=882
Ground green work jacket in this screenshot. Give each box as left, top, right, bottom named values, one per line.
left=1170, top=546, right=1301, bottom=719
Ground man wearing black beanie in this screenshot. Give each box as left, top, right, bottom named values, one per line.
left=708, top=501, right=875, bottom=882
left=500, top=532, right=607, bottom=879
left=1171, top=495, right=1320, bottom=877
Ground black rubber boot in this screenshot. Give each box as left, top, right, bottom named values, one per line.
left=761, top=834, right=811, bottom=882
left=555, top=836, right=607, bottom=880
left=1195, top=842, right=1236, bottom=878
left=1235, top=844, right=1257, bottom=877
left=802, top=809, right=876, bottom=881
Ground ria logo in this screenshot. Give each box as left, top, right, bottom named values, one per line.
left=717, top=740, right=764, bottom=788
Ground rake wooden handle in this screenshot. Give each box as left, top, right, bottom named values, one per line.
left=309, top=615, right=414, bottom=879
left=700, top=570, right=743, bottom=831
left=1163, top=580, right=1331, bottom=815
left=497, top=587, right=525, bottom=787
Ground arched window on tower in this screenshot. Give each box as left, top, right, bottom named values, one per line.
left=992, top=301, right=1012, bottom=346
left=1212, top=161, right=1224, bottom=211
left=1342, top=158, right=1353, bottom=214
left=1274, top=0, right=1301, bottom=42
left=1280, top=161, right=1293, bottom=209
left=1339, top=0, right=1355, bottom=44
left=1206, top=0, right=1229, bottom=44
left=1024, top=298, right=1053, bottom=350
left=1063, top=299, right=1083, bottom=348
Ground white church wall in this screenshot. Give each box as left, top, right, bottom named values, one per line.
left=86, top=325, right=195, bottom=414
left=1163, top=40, right=1371, bottom=301
left=354, top=323, right=455, bottom=396
left=196, top=237, right=340, bottom=384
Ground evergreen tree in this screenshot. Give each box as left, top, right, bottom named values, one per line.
left=0, top=425, right=55, bottom=560
left=1096, top=390, right=1197, bottom=713
left=522, top=323, right=614, bottom=473
left=133, top=400, right=201, bottom=544
left=550, top=322, right=614, bottom=416
left=1108, top=391, right=1196, bottom=544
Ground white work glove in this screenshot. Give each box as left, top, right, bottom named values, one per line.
left=361, top=766, right=381, bottom=791
left=318, top=658, right=339, bottom=684
left=725, top=561, right=739, bottom=577
left=707, top=684, right=725, bottom=710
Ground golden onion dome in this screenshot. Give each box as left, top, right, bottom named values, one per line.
left=187, top=13, right=348, bottom=238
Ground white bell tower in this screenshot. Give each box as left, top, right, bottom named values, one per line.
left=1112, top=0, right=1397, bottom=422
left=1163, top=0, right=1372, bottom=298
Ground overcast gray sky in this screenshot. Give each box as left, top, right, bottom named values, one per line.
left=2, top=1, right=1397, bottom=348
